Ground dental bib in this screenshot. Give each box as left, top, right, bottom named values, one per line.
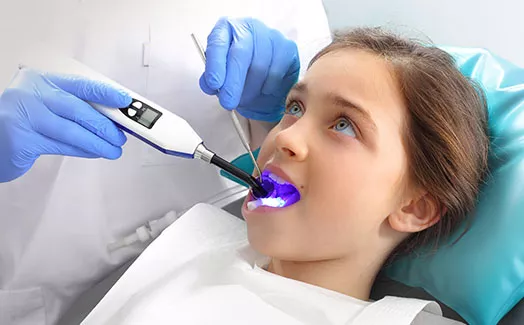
left=81, top=203, right=441, bottom=325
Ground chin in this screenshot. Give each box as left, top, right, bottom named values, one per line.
left=246, top=228, right=310, bottom=261
left=246, top=228, right=300, bottom=261
left=242, top=196, right=307, bottom=258
left=246, top=226, right=279, bottom=256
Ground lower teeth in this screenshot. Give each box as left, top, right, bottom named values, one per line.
left=247, top=200, right=261, bottom=211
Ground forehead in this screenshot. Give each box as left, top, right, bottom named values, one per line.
left=308, top=49, right=403, bottom=106
left=305, top=49, right=406, bottom=134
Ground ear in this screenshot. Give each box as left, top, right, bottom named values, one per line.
left=388, top=192, right=443, bottom=233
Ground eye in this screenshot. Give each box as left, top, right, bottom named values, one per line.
left=285, top=101, right=304, bottom=118
left=333, top=116, right=356, bottom=137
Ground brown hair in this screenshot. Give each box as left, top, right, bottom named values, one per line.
left=309, top=28, right=489, bottom=257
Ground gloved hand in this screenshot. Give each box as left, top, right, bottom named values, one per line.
left=0, top=68, right=132, bottom=182
left=199, top=17, right=300, bottom=122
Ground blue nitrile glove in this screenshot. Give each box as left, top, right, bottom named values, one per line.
left=0, top=68, right=132, bottom=182
left=199, top=17, right=300, bottom=122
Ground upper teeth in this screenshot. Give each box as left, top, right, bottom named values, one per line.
left=268, top=171, right=286, bottom=184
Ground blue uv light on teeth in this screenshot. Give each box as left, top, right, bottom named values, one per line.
left=248, top=170, right=301, bottom=210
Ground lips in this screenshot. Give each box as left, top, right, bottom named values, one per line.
left=264, top=163, right=295, bottom=186
left=266, top=172, right=286, bottom=184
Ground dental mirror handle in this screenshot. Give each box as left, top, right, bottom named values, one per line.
left=191, top=33, right=262, bottom=177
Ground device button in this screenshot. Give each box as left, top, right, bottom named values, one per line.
left=132, top=101, right=143, bottom=109
left=127, top=108, right=137, bottom=117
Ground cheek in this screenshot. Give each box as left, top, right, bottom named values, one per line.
left=295, top=161, right=379, bottom=257
left=303, top=154, right=371, bottom=230
left=256, top=128, right=279, bottom=167
left=305, top=148, right=400, bottom=227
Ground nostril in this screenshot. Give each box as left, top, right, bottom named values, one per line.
left=282, top=148, right=295, bottom=157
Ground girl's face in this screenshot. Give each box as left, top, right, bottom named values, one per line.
left=242, top=49, right=430, bottom=261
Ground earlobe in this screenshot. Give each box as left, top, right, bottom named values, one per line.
left=389, top=193, right=442, bottom=233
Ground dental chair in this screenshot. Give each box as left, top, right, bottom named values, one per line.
left=370, top=273, right=524, bottom=325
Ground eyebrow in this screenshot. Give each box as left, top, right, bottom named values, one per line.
left=289, top=82, right=377, bottom=133
left=289, top=81, right=307, bottom=94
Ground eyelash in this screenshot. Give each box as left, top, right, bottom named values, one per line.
left=284, top=96, right=305, bottom=116
left=285, top=101, right=303, bottom=116
left=284, top=98, right=360, bottom=139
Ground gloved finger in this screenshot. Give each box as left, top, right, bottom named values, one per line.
left=220, top=27, right=254, bottom=109
left=262, top=30, right=300, bottom=96
left=277, top=59, right=301, bottom=98
left=199, top=74, right=219, bottom=95
left=41, top=87, right=127, bottom=147
left=33, top=107, right=123, bottom=159
left=204, top=17, right=233, bottom=90
left=241, top=20, right=272, bottom=103
left=44, top=73, right=132, bottom=108
left=31, top=134, right=101, bottom=159
left=236, top=95, right=285, bottom=122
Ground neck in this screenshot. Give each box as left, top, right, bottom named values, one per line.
left=267, top=251, right=387, bottom=301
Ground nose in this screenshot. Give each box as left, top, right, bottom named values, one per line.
left=274, top=121, right=309, bottom=161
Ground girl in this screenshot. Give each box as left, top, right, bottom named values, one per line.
left=82, top=26, right=488, bottom=325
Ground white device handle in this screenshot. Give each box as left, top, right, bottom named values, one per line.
left=89, top=92, right=203, bottom=158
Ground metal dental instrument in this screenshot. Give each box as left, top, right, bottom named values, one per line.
left=191, top=33, right=263, bottom=177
